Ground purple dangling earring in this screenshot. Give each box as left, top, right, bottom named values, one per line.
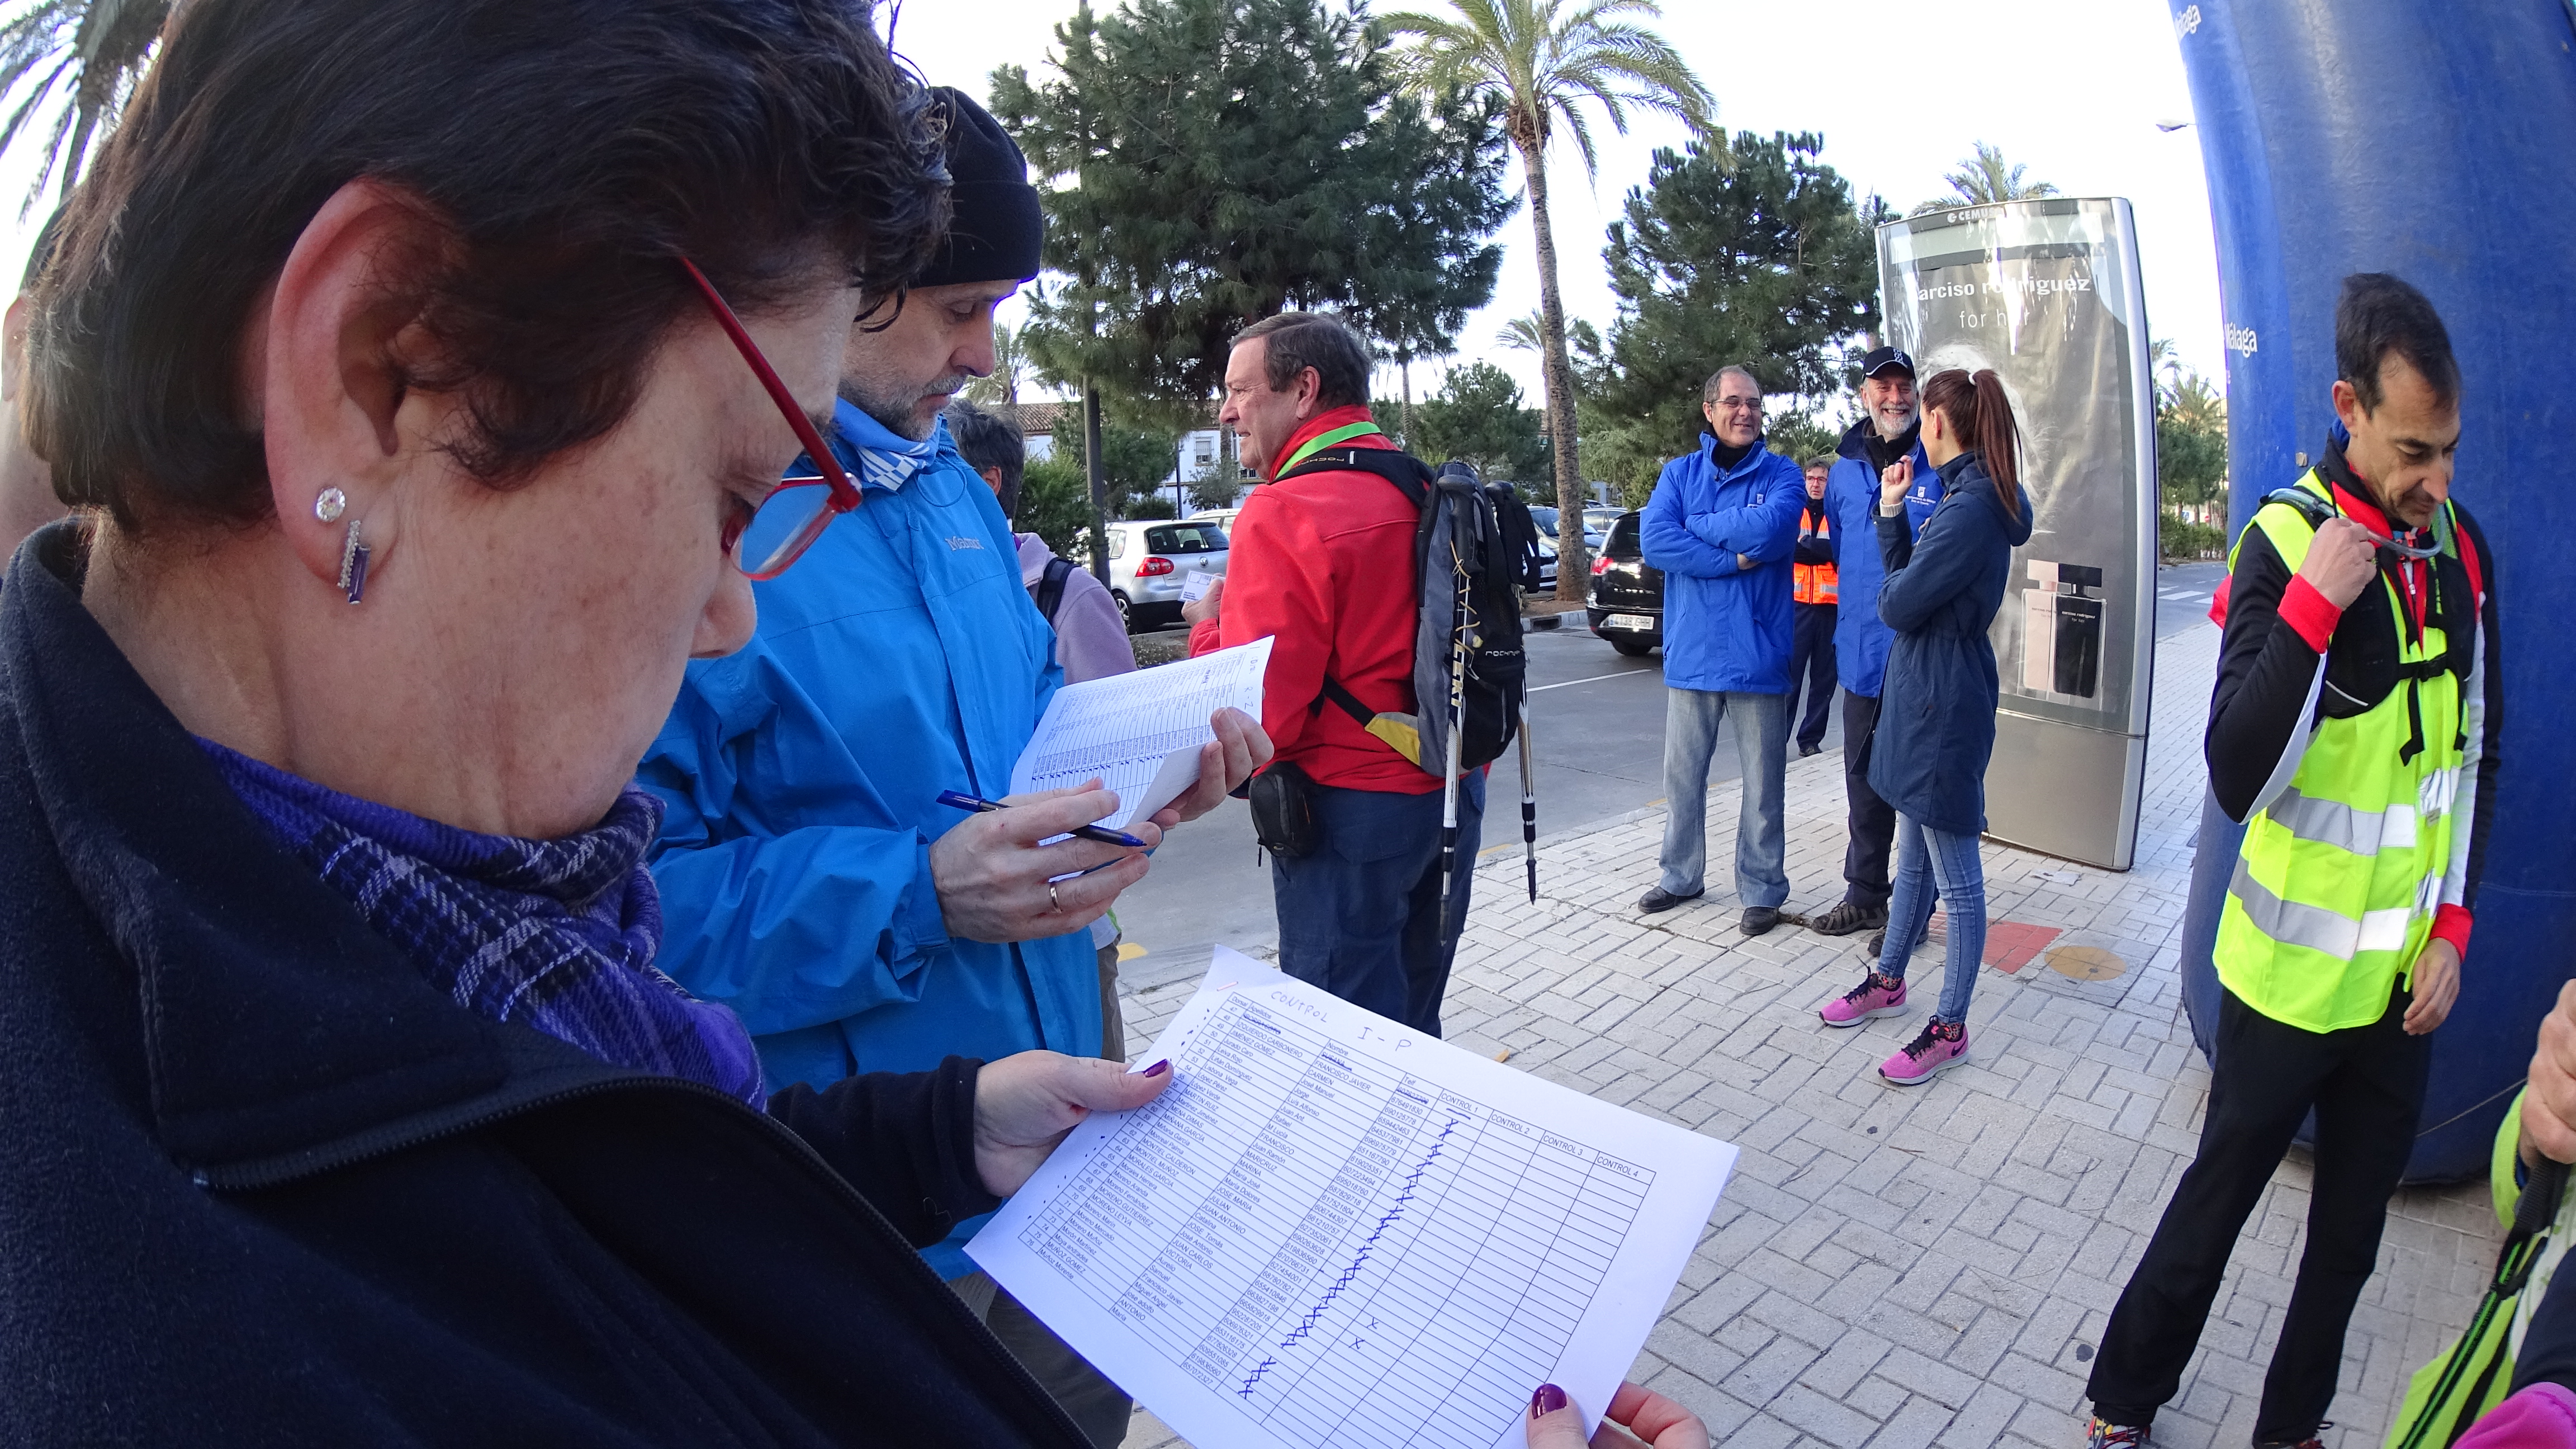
left=315, top=488, right=368, bottom=604
left=337, top=520, right=370, bottom=604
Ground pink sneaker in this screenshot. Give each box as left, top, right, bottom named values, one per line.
left=1820, top=970, right=1906, bottom=1027
left=1879, top=1019, right=1968, bottom=1085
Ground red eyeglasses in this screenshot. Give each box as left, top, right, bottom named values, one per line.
left=681, top=259, right=863, bottom=580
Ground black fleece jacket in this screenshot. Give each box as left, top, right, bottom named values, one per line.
left=0, top=523, right=1087, bottom=1448
left=1793, top=499, right=1835, bottom=567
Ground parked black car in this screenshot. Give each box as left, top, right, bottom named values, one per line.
left=1585, top=509, right=1661, bottom=656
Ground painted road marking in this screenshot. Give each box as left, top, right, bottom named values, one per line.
left=1529, top=669, right=1657, bottom=694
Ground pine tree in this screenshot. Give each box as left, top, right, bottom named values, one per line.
left=1400, top=361, right=1549, bottom=485
left=990, top=0, right=1510, bottom=415
left=1576, top=131, right=1880, bottom=501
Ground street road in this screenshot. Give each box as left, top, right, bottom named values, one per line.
left=1110, top=561, right=2227, bottom=990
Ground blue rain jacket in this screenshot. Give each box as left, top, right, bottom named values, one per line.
left=1822, top=416, right=1942, bottom=698
left=640, top=399, right=1094, bottom=1278
left=1865, top=451, right=2035, bottom=836
left=1638, top=435, right=1807, bottom=694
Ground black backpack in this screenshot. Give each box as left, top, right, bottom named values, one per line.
left=1271, top=449, right=1538, bottom=776
left=1029, top=555, right=1077, bottom=625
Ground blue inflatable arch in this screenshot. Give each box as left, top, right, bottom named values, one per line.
left=2172, top=0, right=2576, bottom=1180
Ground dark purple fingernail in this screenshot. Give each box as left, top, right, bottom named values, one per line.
left=1530, top=1384, right=1567, bottom=1419
left=1143, top=1059, right=1170, bottom=1077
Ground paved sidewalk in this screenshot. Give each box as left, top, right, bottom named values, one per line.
left=1115, top=619, right=2501, bottom=1449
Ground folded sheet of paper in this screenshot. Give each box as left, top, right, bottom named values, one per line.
left=1180, top=570, right=1218, bottom=604
left=967, top=948, right=1736, bottom=1449
left=1008, top=636, right=1273, bottom=830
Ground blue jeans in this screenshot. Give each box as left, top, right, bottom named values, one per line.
left=1877, top=813, right=1986, bottom=1024
left=1657, top=689, right=1787, bottom=907
left=1272, top=774, right=1484, bottom=1036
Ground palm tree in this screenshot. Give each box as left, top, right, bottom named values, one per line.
left=964, top=323, right=1030, bottom=420
left=2146, top=336, right=2185, bottom=408
left=0, top=0, right=171, bottom=212
left=1384, top=0, right=1712, bottom=600
left=1496, top=310, right=1545, bottom=353
left=2167, top=370, right=2224, bottom=428
left=1910, top=141, right=2058, bottom=216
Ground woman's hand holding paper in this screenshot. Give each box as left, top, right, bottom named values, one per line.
left=1524, top=1381, right=1708, bottom=1449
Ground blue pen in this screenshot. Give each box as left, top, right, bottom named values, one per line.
left=936, top=790, right=1150, bottom=849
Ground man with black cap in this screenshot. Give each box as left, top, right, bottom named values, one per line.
left=641, top=89, right=1267, bottom=1447
left=1807, top=346, right=1943, bottom=946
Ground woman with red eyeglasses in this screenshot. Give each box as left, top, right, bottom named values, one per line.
left=0, top=0, right=1187, bottom=1443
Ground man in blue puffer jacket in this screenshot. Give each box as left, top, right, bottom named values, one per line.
left=1806, top=348, right=1945, bottom=949
left=1637, top=365, right=1808, bottom=935
left=638, top=89, right=1266, bottom=1449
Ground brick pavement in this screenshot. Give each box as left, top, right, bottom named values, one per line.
left=1113, top=619, right=2502, bottom=1449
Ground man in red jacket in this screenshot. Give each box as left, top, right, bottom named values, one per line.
left=1185, top=312, right=1481, bottom=1034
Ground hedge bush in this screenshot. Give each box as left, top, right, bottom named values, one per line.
left=2161, top=515, right=2226, bottom=560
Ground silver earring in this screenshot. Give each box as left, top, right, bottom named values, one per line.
left=314, top=487, right=346, bottom=524
left=337, top=519, right=370, bottom=604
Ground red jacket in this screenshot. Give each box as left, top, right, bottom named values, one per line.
left=1190, top=405, right=1437, bottom=794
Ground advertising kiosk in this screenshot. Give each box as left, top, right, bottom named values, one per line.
left=1876, top=199, right=2158, bottom=872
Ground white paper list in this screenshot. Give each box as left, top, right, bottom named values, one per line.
left=1009, top=636, right=1273, bottom=830
left=968, top=949, right=1736, bottom=1449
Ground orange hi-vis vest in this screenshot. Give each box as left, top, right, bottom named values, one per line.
left=1793, top=506, right=1838, bottom=606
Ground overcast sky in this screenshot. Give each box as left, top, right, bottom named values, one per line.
left=0, top=0, right=2217, bottom=420
left=888, top=0, right=2219, bottom=414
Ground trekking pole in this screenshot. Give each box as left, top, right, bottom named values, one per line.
left=1517, top=701, right=1537, bottom=903
left=1438, top=545, right=1469, bottom=937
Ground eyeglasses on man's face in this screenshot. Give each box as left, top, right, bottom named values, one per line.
left=680, top=259, right=861, bottom=580
left=1712, top=396, right=1764, bottom=414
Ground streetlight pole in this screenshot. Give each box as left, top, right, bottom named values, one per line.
left=1083, top=382, right=1110, bottom=586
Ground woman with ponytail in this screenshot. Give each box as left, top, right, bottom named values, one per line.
left=1815, top=368, right=2033, bottom=1085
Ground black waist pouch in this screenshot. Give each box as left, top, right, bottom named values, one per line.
left=1247, top=761, right=1322, bottom=860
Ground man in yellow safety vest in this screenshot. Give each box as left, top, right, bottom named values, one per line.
left=2082, top=274, right=2502, bottom=1449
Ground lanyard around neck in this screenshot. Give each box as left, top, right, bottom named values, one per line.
left=1278, top=422, right=1384, bottom=476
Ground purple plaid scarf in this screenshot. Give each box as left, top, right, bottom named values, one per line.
left=199, top=739, right=765, bottom=1108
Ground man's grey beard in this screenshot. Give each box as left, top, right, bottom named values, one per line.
left=1874, top=405, right=1920, bottom=441
left=837, top=372, right=969, bottom=442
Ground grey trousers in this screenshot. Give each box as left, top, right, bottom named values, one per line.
left=1657, top=687, right=1789, bottom=906
left=951, top=1270, right=1132, bottom=1447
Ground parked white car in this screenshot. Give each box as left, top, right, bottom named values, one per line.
left=1079, top=518, right=1230, bottom=632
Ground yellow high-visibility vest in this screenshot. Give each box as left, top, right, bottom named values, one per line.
left=2215, top=471, right=2469, bottom=1032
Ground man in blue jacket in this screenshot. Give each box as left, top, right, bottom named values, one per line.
left=639, top=89, right=1265, bottom=1448
left=1807, top=347, right=1944, bottom=948
left=1637, top=365, right=1808, bottom=935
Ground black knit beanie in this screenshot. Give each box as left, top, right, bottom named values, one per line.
left=915, top=87, right=1043, bottom=288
